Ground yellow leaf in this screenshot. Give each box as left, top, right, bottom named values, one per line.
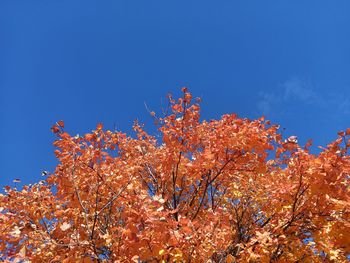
left=19, top=246, right=26, bottom=257
left=282, top=205, right=292, bottom=210
left=10, top=226, right=21, bottom=237
left=60, top=222, right=71, bottom=231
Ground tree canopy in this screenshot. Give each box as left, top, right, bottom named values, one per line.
left=1, top=89, right=349, bottom=262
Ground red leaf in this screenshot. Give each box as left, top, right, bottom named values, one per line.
left=57, top=120, right=65, bottom=128
left=51, top=125, right=60, bottom=133
left=97, top=123, right=103, bottom=131
left=181, top=87, right=188, bottom=93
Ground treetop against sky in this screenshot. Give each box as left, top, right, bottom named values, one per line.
left=1, top=1, right=350, bottom=260
left=2, top=1, right=350, bottom=188
left=1, top=90, right=349, bottom=262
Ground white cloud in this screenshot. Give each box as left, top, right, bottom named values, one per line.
left=283, top=78, right=317, bottom=102
left=257, top=93, right=276, bottom=115
left=256, top=78, right=333, bottom=116
left=332, top=94, right=350, bottom=115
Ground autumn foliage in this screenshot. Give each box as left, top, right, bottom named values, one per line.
left=1, top=89, right=350, bottom=262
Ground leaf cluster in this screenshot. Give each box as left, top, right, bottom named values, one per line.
left=1, top=89, right=349, bottom=262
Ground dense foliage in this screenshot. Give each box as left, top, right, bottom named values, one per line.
left=1, top=89, right=349, bottom=262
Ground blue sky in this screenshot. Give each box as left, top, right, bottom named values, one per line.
left=1, top=1, right=350, bottom=187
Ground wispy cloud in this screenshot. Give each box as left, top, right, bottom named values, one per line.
left=338, top=97, right=350, bottom=114
left=257, top=93, right=278, bottom=116
left=257, top=77, right=349, bottom=116
left=283, top=78, right=317, bottom=102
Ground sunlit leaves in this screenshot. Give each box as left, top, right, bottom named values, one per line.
left=60, top=222, right=71, bottom=231
left=1, top=89, right=350, bottom=262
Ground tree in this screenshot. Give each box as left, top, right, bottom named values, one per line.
left=1, top=88, right=349, bottom=262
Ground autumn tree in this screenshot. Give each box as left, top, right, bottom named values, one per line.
left=1, top=88, right=349, bottom=262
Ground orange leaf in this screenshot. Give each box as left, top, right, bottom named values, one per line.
left=57, top=120, right=65, bottom=128
left=51, top=125, right=60, bottom=133
left=346, top=128, right=350, bottom=135
left=97, top=123, right=103, bottom=131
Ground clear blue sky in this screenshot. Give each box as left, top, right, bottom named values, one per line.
left=1, top=1, right=350, bottom=187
